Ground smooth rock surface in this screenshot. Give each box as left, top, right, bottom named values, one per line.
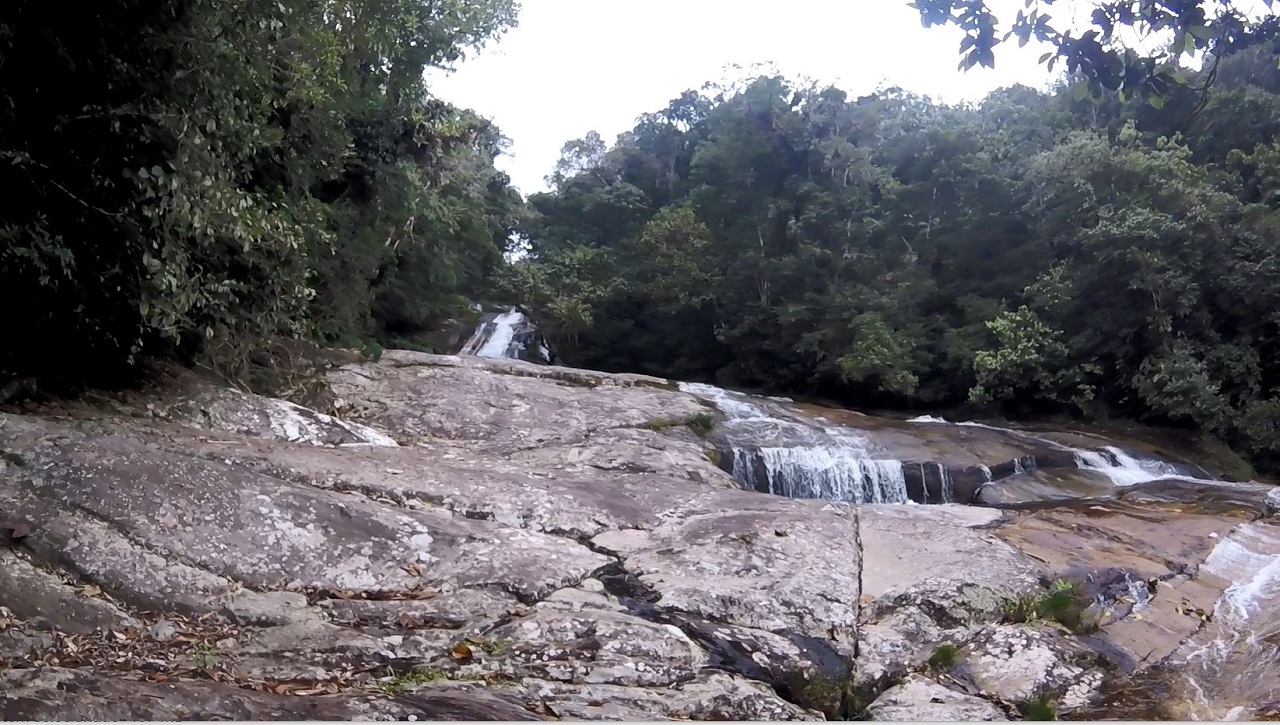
left=1, top=350, right=1274, bottom=720
left=865, top=674, right=1008, bottom=721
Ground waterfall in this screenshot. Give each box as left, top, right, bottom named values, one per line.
left=906, top=415, right=1211, bottom=489
left=734, top=447, right=909, bottom=504
left=1073, top=445, right=1194, bottom=487
left=936, top=463, right=954, bottom=503
left=459, top=308, right=529, bottom=359
left=681, top=382, right=910, bottom=504
left=1175, top=521, right=1280, bottom=718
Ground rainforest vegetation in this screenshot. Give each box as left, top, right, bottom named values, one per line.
left=503, top=14, right=1280, bottom=473
left=2, top=0, right=1280, bottom=471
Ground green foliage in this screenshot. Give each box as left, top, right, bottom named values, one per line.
left=687, top=411, right=716, bottom=437
left=646, top=411, right=716, bottom=437
left=785, top=668, right=866, bottom=721
left=375, top=667, right=454, bottom=695
left=0, top=0, right=521, bottom=392
left=910, top=0, right=1274, bottom=104
left=927, top=642, right=961, bottom=671
left=1001, top=579, right=1098, bottom=634
left=1022, top=693, right=1060, bottom=721
left=512, top=30, right=1280, bottom=474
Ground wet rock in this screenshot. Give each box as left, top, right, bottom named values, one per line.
left=1119, top=478, right=1278, bottom=515
left=864, top=674, right=1007, bottom=721
left=1266, top=487, right=1280, bottom=516
left=994, top=499, right=1243, bottom=672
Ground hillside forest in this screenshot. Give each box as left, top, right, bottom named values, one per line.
left=3, top=1, right=1280, bottom=474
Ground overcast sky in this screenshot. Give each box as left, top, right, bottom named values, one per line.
left=424, top=0, right=1256, bottom=197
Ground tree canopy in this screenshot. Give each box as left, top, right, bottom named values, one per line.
left=503, top=18, right=1280, bottom=474
left=0, top=0, right=523, bottom=390
left=913, top=0, right=1279, bottom=105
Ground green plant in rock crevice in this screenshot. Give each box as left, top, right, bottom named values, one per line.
left=927, top=642, right=961, bottom=671
left=687, top=411, right=716, bottom=436
left=1000, top=578, right=1098, bottom=634
left=1022, top=692, right=1059, bottom=721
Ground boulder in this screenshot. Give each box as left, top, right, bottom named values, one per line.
left=864, top=674, right=1007, bottom=721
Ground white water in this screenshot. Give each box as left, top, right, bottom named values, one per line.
left=936, top=463, right=954, bottom=503
left=1073, top=445, right=1198, bottom=487
left=681, top=381, right=908, bottom=503
left=677, top=381, right=837, bottom=447
left=1175, top=521, right=1280, bottom=719
left=460, top=308, right=527, bottom=359
left=907, top=413, right=1213, bottom=489
left=735, top=447, right=909, bottom=504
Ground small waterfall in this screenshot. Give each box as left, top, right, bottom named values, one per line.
left=936, top=463, right=954, bottom=503
left=681, top=382, right=910, bottom=504
left=1074, top=445, right=1193, bottom=487
left=459, top=308, right=540, bottom=360
left=979, top=464, right=993, bottom=482
left=735, top=447, right=909, bottom=504
left=906, top=415, right=1213, bottom=489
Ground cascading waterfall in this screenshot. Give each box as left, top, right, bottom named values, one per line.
left=908, top=414, right=1208, bottom=488
left=459, top=307, right=543, bottom=360
left=936, top=463, right=954, bottom=503
left=1073, top=445, right=1192, bottom=487
left=681, top=382, right=911, bottom=504
left=1174, top=521, right=1280, bottom=719
left=734, top=447, right=909, bottom=504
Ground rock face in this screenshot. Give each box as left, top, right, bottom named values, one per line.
left=0, top=351, right=1276, bottom=720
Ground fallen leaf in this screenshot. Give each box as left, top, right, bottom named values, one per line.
left=450, top=643, right=473, bottom=661
left=409, top=587, right=438, bottom=600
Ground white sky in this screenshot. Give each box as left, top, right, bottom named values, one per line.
left=425, top=0, right=1267, bottom=197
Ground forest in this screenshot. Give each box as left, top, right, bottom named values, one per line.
left=503, top=18, right=1280, bottom=475
left=2, top=0, right=1280, bottom=473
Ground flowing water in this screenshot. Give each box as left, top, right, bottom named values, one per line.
left=459, top=308, right=529, bottom=359
left=907, top=413, right=1212, bottom=489
left=456, top=309, right=1278, bottom=714
left=1170, top=520, right=1280, bottom=720
left=678, top=382, right=911, bottom=504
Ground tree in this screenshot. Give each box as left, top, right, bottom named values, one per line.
left=514, top=59, right=1280, bottom=474
left=910, top=0, right=1278, bottom=105
left=0, top=0, right=522, bottom=391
